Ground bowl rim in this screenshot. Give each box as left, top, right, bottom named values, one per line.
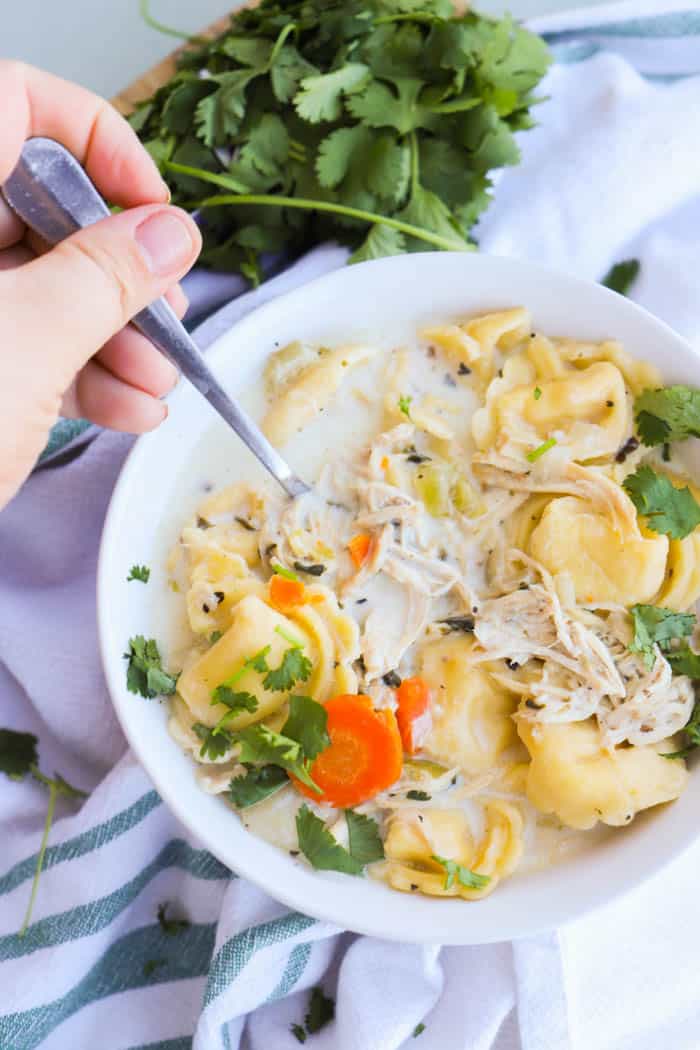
left=97, top=251, right=700, bottom=944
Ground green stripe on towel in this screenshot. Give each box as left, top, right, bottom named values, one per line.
left=0, top=922, right=215, bottom=1050
left=0, top=791, right=162, bottom=897
left=0, top=838, right=229, bottom=962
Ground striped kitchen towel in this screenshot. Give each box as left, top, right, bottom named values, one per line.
left=3, top=3, right=700, bottom=1048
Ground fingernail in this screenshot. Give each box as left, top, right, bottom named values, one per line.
left=135, top=210, right=194, bottom=276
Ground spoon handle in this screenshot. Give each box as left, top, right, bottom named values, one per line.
left=2, top=137, right=310, bottom=499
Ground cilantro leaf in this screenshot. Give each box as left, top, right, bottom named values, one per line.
left=345, top=809, right=385, bottom=865
left=234, top=725, right=320, bottom=792
left=295, top=805, right=364, bottom=874
left=629, top=604, right=695, bottom=669
left=305, top=986, right=335, bottom=1034
left=667, top=649, right=700, bottom=679
left=282, top=695, right=330, bottom=760
left=291, top=1023, right=307, bottom=1044
left=602, top=258, right=640, bottom=296
left=348, top=224, right=406, bottom=264
left=623, top=466, right=700, bottom=539
left=228, top=764, right=289, bottom=808
left=398, top=394, right=413, bottom=418
left=413, top=1023, right=426, bottom=1037
left=294, top=64, right=370, bottom=123
left=406, top=789, right=431, bottom=801
left=193, top=723, right=235, bottom=760
left=663, top=699, right=700, bottom=759
left=125, top=636, right=177, bottom=698
left=0, top=728, right=38, bottom=779
left=127, top=564, right=150, bottom=583
left=263, top=647, right=312, bottom=692
left=432, top=854, right=490, bottom=890
left=635, top=386, right=700, bottom=447
left=157, top=901, right=190, bottom=936
left=211, top=687, right=259, bottom=717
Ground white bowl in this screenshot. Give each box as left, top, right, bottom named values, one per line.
left=98, top=252, right=700, bottom=944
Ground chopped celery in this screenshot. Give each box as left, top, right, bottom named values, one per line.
left=452, top=476, right=486, bottom=517
left=414, top=462, right=451, bottom=517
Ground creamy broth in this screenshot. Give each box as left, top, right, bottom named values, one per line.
left=161, top=308, right=696, bottom=902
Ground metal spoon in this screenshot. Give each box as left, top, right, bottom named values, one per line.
left=2, top=137, right=310, bottom=499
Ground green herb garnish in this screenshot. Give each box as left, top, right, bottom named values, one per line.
left=601, top=258, right=640, bottom=296
left=134, top=0, right=550, bottom=279
left=0, top=728, right=86, bottom=935
left=271, top=562, right=300, bottom=581
left=305, top=986, right=335, bottom=1035
left=413, top=1023, right=426, bottom=1038
left=295, top=805, right=384, bottom=873
left=533, top=386, right=542, bottom=400
left=406, top=789, right=431, bottom=801
left=193, top=722, right=235, bottom=760
left=228, top=764, right=289, bottom=808
left=526, top=437, right=556, bottom=463
left=264, top=645, right=312, bottom=692
left=157, top=901, right=190, bottom=935
left=623, top=465, right=700, bottom=540
left=124, top=636, right=177, bottom=698
left=634, top=386, right=700, bottom=447
left=127, top=564, right=150, bottom=583
left=282, top=695, right=330, bottom=760
left=291, top=1023, right=307, bottom=1044
left=432, top=854, right=490, bottom=890
left=398, top=394, right=413, bottom=419
left=629, top=604, right=696, bottom=669
left=211, top=687, right=259, bottom=717
left=235, top=725, right=320, bottom=792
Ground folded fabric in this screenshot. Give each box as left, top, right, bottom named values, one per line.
left=3, top=4, right=700, bottom=1048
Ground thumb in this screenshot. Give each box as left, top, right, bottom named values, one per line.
left=8, top=204, right=201, bottom=386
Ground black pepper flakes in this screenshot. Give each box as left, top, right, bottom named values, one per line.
left=615, top=436, right=639, bottom=463
left=458, top=362, right=471, bottom=376
left=383, top=670, right=402, bottom=688
left=525, top=699, right=544, bottom=710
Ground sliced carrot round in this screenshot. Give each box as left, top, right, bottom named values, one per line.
left=292, top=694, right=403, bottom=807
left=396, top=676, right=431, bottom=754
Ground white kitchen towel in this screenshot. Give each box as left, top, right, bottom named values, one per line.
left=2, top=4, right=700, bottom=1048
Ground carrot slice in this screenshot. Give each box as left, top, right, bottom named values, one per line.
left=269, top=574, right=306, bottom=610
left=396, top=677, right=431, bottom=754
left=292, top=694, right=403, bottom=807
left=348, top=533, right=372, bottom=568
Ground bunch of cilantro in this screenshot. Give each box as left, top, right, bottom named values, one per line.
left=133, top=0, right=551, bottom=283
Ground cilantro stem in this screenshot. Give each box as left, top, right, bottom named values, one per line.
left=275, top=624, right=305, bottom=648
left=19, top=780, right=57, bottom=937
left=269, top=22, right=297, bottom=66
left=409, top=132, right=420, bottom=196
left=139, top=0, right=206, bottom=43
left=170, top=165, right=468, bottom=253
left=194, top=191, right=467, bottom=253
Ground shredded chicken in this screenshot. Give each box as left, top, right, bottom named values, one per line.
left=598, top=651, right=695, bottom=747
left=361, top=587, right=430, bottom=680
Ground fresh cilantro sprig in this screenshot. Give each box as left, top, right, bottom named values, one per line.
left=601, top=258, right=640, bottom=297
left=236, top=725, right=321, bottom=793
left=291, top=986, right=335, bottom=1042
left=295, top=805, right=384, bottom=874
left=282, top=695, right=330, bottom=760
left=228, top=764, right=289, bottom=808
left=157, top=901, right=190, bottom=936
left=133, top=0, right=551, bottom=281
left=264, top=644, right=312, bottom=693
left=193, top=723, right=235, bottom=760
left=127, top=564, right=150, bottom=583
left=634, top=386, right=700, bottom=447
left=623, top=466, right=700, bottom=539
left=125, top=636, right=178, bottom=698
left=629, top=604, right=696, bottom=669
left=664, top=701, right=700, bottom=760
left=0, top=728, right=87, bottom=935
left=432, top=854, right=490, bottom=891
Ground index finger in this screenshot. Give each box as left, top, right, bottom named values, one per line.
left=0, top=60, right=169, bottom=208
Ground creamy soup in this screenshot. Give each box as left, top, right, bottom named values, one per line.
left=161, top=307, right=698, bottom=902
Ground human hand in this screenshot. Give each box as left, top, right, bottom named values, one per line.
left=0, top=61, right=202, bottom=510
